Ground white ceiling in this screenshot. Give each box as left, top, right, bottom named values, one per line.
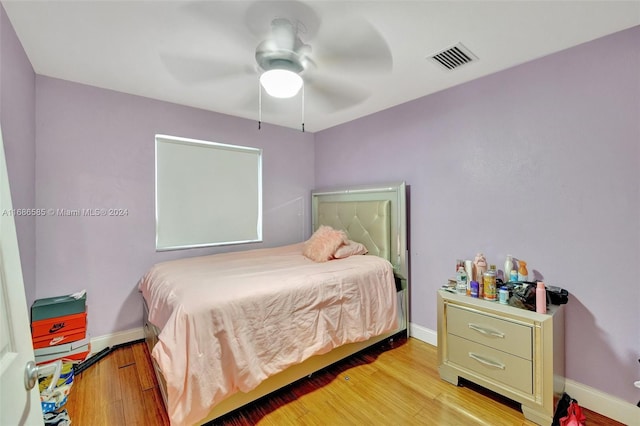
left=3, top=1, right=639, bottom=132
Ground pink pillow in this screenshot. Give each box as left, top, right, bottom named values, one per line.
left=334, top=240, right=368, bottom=259
left=303, top=225, right=347, bottom=262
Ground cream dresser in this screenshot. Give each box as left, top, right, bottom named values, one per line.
left=437, top=289, right=565, bottom=425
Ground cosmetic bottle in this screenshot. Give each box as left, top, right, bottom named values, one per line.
left=464, top=260, right=473, bottom=295
left=473, top=253, right=487, bottom=299
left=499, top=286, right=509, bottom=304
left=536, top=281, right=547, bottom=314
left=456, top=266, right=468, bottom=295
left=483, top=265, right=497, bottom=301
left=504, top=255, right=514, bottom=282
left=518, top=260, right=528, bottom=282
left=470, top=281, right=479, bottom=298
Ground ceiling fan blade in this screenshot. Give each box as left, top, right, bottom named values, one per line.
left=313, top=16, right=393, bottom=74
left=178, top=1, right=257, bottom=51
left=306, top=75, right=370, bottom=111
left=160, top=52, right=254, bottom=85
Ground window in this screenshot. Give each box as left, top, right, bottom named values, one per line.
left=155, top=135, right=262, bottom=251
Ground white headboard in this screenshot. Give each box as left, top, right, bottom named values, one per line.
left=311, top=182, right=408, bottom=280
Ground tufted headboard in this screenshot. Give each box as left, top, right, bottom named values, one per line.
left=316, top=200, right=390, bottom=261
left=311, top=182, right=408, bottom=280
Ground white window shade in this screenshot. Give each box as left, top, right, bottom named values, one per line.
left=155, top=135, right=262, bottom=251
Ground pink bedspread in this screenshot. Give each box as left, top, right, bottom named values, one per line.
left=138, top=243, right=397, bottom=425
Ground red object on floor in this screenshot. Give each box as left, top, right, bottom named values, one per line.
left=31, top=312, right=87, bottom=349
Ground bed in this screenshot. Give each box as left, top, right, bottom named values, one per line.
left=139, top=182, right=409, bottom=425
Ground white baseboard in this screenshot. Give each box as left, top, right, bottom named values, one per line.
left=409, top=321, right=437, bottom=346
left=410, top=324, right=639, bottom=426
left=89, top=327, right=145, bottom=354
left=565, top=379, right=639, bottom=426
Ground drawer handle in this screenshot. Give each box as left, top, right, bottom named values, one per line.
left=468, top=352, right=506, bottom=370
left=468, top=323, right=505, bottom=338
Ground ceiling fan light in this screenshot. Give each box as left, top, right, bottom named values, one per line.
left=260, top=69, right=303, bottom=98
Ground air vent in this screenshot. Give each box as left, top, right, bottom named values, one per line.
left=428, top=43, right=477, bottom=70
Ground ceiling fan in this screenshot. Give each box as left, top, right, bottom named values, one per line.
left=161, top=1, right=393, bottom=126
left=255, top=17, right=310, bottom=98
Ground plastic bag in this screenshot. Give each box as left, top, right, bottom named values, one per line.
left=559, top=400, right=586, bottom=426
left=552, top=392, right=573, bottom=426
left=39, top=361, right=74, bottom=414
left=508, top=283, right=537, bottom=311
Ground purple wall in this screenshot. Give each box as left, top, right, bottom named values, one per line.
left=3, top=1, right=314, bottom=342
left=3, top=0, right=639, bottom=406
left=34, top=77, right=314, bottom=337
left=0, top=4, right=36, bottom=304
left=315, top=26, right=640, bottom=404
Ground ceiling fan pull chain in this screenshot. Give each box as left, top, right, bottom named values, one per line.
left=258, top=80, right=262, bottom=130
left=301, top=83, right=305, bottom=133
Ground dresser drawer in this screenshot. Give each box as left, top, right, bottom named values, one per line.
left=447, top=334, right=533, bottom=395
left=447, top=304, right=532, bottom=360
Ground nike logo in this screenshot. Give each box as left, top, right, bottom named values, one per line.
left=49, top=322, right=65, bottom=333
left=49, top=336, right=66, bottom=345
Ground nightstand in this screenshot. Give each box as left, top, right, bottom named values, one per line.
left=437, top=290, right=565, bottom=425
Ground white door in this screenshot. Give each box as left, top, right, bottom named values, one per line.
left=0, top=126, right=43, bottom=425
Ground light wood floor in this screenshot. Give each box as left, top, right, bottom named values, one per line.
left=64, top=337, right=621, bottom=425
